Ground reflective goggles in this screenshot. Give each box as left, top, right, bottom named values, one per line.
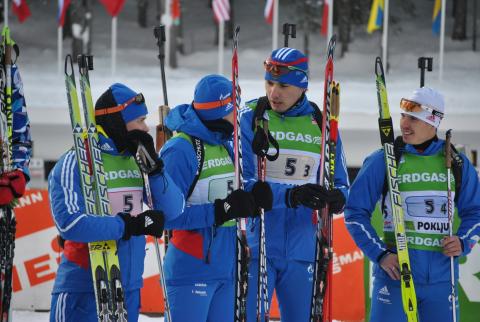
left=399, top=98, right=444, bottom=118
left=263, top=59, right=307, bottom=78
left=95, top=93, right=145, bottom=116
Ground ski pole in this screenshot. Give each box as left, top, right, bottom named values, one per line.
left=136, top=144, right=173, bottom=322
left=445, top=129, right=457, bottom=322
left=282, top=23, right=296, bottom=47
left=418, top=57, right=433, bottom=87
left=232, top=25, right=248, bottom=322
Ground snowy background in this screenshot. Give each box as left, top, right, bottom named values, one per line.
left=5, top=0, right=480, bottom=320
left=8, top=0, right=479, bottom=170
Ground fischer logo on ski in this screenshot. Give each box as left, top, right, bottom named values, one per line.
left=374, top=56, right=418, bottom=322
left=64, top=54, right=128, bottom=322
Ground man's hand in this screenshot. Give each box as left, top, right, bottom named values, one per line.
left=441, top=236, right=462, bottom=257
left=379, top=253, right=401, bottom=280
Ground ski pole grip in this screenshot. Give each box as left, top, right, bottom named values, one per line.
left=4, top=43, right=11, bottom=66
left=445, top=129, right=452, bottom=168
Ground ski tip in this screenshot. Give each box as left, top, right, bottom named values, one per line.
left=446, top=129, right=452, bottom=138
left=64, top=55, right=74, bottom=77
left=375, top=57, right=384, bottom=76
left=327, top=35, right=337, bottom=54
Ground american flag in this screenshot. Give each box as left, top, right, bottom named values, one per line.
left=264, top=0, right=274, bottom=24
left=212, top=0, right=230, bottom=22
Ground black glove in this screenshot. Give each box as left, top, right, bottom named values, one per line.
left=126, top=130, right=163, bottom=175
left=252, top=181, right=273, bottom=211
left=214, top=189, right=257, bottom=226
left=327, top=188, right=345, bottom=214
left=286, top=183, right=330, bottom=210
left=119, top=210, right=165, bottom=240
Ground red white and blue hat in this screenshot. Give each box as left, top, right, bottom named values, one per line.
left=193, top=74, right=234, bottom=121
left=264, top=47, right=309, bottom=89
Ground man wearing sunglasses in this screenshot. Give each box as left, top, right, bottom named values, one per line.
left=48, top=83, right=185, bottom=321
left=345, top=87, right=480, bottom=322
left=240, top=47, right=349, bottom=321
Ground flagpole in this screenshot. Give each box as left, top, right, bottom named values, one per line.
left=327, top=0, right=333, bottom=49
left=164, top=0, right=171, bottom=68
left=58, top=26, right=63, bottom=74
left=111, top=16, right=117, bottom=76
left=218, top=20, right=224, bottom=74
left=272, top=0, right=279, bottom=50
left=439, top=0, right=446, bottom=81
left=382, top=0, right=389, bottom=72
left=4, top=0, right=8, bottom=27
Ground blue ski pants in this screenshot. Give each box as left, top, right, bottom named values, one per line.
left=371, top=276, right=459, bottom=322
left=246, top=258, right=314, bottom=322
left=166, top=279, right=234, bottom=322
left=49, top=289, right=140, bottom=322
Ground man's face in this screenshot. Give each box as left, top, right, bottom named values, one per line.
left=126, top=116, right=149, bottom=132
left=265, top=80, right=305, bottom=113
left=400, top=114, right=436, bottom=145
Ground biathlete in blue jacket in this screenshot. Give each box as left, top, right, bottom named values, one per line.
left=240, top=47, right=349, bottom=322
left=160, top=74, right=272, bottom=322
left=48, top=83, right=185, bottom=322
left=345, top=87, right=480, bottom=322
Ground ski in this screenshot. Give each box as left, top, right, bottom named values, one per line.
left=0, top=26, right=15, bottom=322
left=232, top=25, right=248, bottom=322
left=255, top=122, right=270, bottom=322
left=64, top=54, right=128, bottom=322
left=375, top=56, right=418, bottom=322
left=310, top=35, right=336, bottom=322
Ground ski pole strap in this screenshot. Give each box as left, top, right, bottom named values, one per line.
left=252, top=96, right=279, bottom=161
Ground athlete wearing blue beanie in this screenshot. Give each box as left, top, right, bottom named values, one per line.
left=48, top=83, right=184, bottom=322
left=159, top=74, right=273, bottom=321
left=240, top=48, right=349, bottom=321
left=264, top=47, right=309, bottom=89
